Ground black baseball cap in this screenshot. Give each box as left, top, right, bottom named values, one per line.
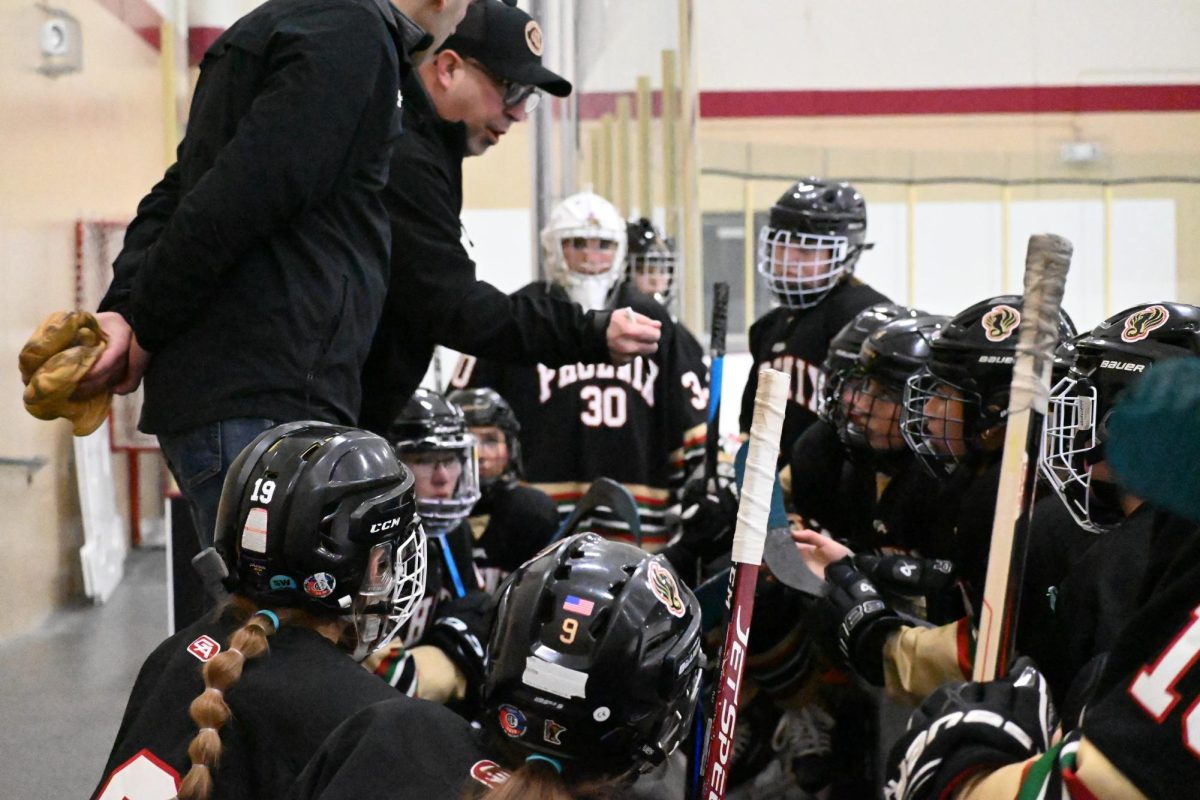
left=440, top=0, right=572, bottom=98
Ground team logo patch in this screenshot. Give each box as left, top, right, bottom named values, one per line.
left=1121, top=304, right=1169, bottom=342
left=593, top=706, right=611, bottom=722
left=469, top=760, right=511, bottom=788
left=187, top=635, right=221, bottom=662
left=241, top=507, right=268, bottom=553
left=525, top=20, right=543, bottom=56
left=269, top=575, right=297, bottom=591
left=648, top=560, right=687, bottom=618
left=303, top=572, right=336, bottom=598
left=543, top=719, right=566, bottom=745
left=981, top=305, right=1021, bottom=342
left=498, top=704, right=527, bottom=738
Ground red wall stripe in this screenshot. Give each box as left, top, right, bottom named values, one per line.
left=94, top=0, right=162, bottom=51
left=88, top=0, right=1200, bottom=115
left=578, top=84, right=1200, bottom=120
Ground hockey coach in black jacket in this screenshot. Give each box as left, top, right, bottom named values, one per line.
left=358, top=0, right=662, bottom=434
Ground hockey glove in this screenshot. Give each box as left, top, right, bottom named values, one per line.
left=420, top=591, right=495, bottom=711
left=677, top=466, right=740, bottom=562
left=884, top=657, right=1055, bottom=800
left=813, top=557, right=905, bottom=686
left=852, top=554, right=957, bottom=597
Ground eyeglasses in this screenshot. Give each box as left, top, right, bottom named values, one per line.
left=466, top=58, right=541, bottom=112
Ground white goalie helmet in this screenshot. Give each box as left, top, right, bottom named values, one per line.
left=542, top=191, right=627, bottom=311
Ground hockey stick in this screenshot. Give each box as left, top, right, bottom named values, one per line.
left=548, top=476, right=642, bottom=546
left=705, top=282, right=730, bottom=482
left=972, top=233, right=1072, bottom=682
left=699, top=367, right=790, bottom=799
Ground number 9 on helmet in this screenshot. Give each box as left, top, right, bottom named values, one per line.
left=482, top=533, right=704, bottom=777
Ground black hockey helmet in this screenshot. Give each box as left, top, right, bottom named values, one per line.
left=1041, top=302, right=1200, bottom=532
left=840, top=315, right=950, bottom=459
left=213, top=422, right=427, bottom=659
left=448, top=387, right=523, bottom=483
left=757, top=178, right=872, bottom=309
left=624, top=217, right=677, bottom=305
left=387, top=388, right=481, bottom=526
left=482, top=534, right=703, bottom=776
left=819, top=303, right=923, bottom=428
left=901, top=295, right=1076, bottom=477
left=447, top=387, right=520, bottom=436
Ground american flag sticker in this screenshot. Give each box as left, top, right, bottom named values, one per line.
left=562, top=595, right=594, bottom=616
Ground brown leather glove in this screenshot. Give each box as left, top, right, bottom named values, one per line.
left=20, top=311, right=111, bottom=436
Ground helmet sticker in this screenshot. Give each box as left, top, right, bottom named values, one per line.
left=241, top=507, right=269, bottom=553
left=269, top=575, right=297, bottom=591
left=593, top=706, right=611, bottom=722
left=470, top=760, right=511, bottom=788
left=187, top=635, right=221, bottom=662
left=648, top=560, right=687, bottom=618
left=303, top=572, right=336, bottom=598
left=543, top=719, right=566, bottom=745
left=522, top=655, right=588, bottom=699
left=525, top=20, right=543, bottom=56
left=562, top=595, right=595, bottom=616
left=498, top=704, right=528, bottom=738
left=1121, top=304, right=1169, bottom=343
left=981, top=305, right=1021, bottom=342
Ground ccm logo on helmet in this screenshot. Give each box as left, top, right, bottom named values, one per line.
left=1100, top=360, right=1146, bottom=373
left=369, top=517, right=404, bottom=533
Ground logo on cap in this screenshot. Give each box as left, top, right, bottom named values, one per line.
left=981, top=305, right=1021, bottom=342
left=1121, top=304, right=1169, bottom=343
left=525, top=20, right=543, bottom=56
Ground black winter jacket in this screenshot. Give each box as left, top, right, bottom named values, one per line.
left=101, top=0, right=424, bottom=434
left=358, top=72, right=610, bottom=433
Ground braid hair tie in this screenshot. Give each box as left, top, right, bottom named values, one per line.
left=253, top=609, right=280, bottom=631
left=526, top=754, right=563, bottom=774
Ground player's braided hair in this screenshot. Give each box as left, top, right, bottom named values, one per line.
left=176, top=600, right=310, bottom=800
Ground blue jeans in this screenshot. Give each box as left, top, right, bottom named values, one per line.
left=158, top=418, right=277, bottom=549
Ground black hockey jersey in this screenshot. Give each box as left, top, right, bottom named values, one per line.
left=469, top=479, right=561, bottom=593
left=92, top=609, right=397, bottom=800
left=289, top=696, right=499, bottom=799
left=740, top=279, right=890, bottom=458
left=450, top=281, right=708, bottom=549
left=290, top=696, right=642, bottom=800
left=1080, top=515, right=1200, bottom=798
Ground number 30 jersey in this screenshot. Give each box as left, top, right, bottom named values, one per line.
left=450, top=281, right=707, bottom=549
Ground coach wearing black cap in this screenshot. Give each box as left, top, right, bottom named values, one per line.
left=359, top=0, right=663, bottom=433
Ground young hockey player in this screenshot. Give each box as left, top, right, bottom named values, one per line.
left=447, top=387, right=560, bottom=591
left=1034, top=301, right=1200, bottom=700
left=882, top=356, right=1200, bottom=800
left=622, top=216, right=677, bottom=308
left=289, top=533, right=703, bottom=799
left=368, top=389, right=491, bottom=708
left=791, top=295, right=1080, bottom=707
left=450, top=191, right=708, bottom=548
left=742, top=178, right=891, bottom=459
left=91, top=423, right=427, bottom=800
